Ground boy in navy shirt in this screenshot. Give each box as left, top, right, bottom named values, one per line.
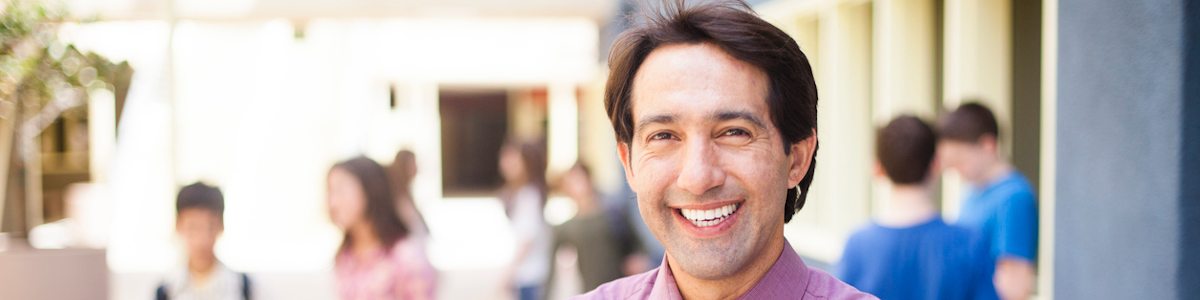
left=937, top=103, right=1038, bottom=300
left=837, top=115, right=997, bottom=300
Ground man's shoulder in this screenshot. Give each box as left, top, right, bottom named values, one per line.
left=803, top=266, right=879, bottom=300
left=846, top=220, right=960, bottom=247
left=572, top=268, right=659, bottom=300
left=920, top=220, right=974, bottom=241
left=991, top=171, right=1037, bottom=199
left=840, top=224, right=885, bottom=256
left=847, top=223, right=881, bottom=239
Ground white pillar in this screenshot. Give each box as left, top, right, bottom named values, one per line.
left=872, top=0, right=939, bottom=220
left=873, top=0, right=938, bottom=121
left=784, top=3, right=874, bottom=263
left=407, top=82, right=443, bottom=210
left=546, top=82, right=578, bottom=177
left=1037, top=0, right=1058, bottom=296
left=942, top=0, right=1012, bottom=220
left=88, top=89, right=117, bottom=183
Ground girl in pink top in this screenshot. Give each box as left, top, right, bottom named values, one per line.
left=327, top=156, right=437, bottom=300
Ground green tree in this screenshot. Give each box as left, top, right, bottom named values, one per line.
left=1, top=0, right=131, bottom=236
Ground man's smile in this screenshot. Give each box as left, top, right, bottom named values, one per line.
left=671, top=199, right=744, bottom=237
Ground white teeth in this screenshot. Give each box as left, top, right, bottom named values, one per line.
left=680, top=204, right=739, bottom=227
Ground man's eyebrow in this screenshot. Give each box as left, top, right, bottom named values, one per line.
left=715, top=110, right=769, bottom=130
left=635, top=114, right=676, bottom=133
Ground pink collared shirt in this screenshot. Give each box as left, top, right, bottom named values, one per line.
left=576, top=239, right=876, bottom=299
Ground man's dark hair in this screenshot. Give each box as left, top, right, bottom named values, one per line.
left=877, top=115, right=938, bottom=185
left=938, top=102, right=999, bottom=144
left=176, top=182, right=225, bottom=220
left=604, top=0, right=818, bottom=222
left=331, top=156, right=410, bottom=253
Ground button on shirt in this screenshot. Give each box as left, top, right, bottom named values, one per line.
left=576, top=239, right=876, bottom=300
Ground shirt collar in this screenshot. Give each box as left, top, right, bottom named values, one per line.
left=647, top=238, right=810, bottom=299
left=974, top=169, right=1020, bottom=192
left=647, top=255, right=682, bottom=299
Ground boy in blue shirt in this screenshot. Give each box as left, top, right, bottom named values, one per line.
left=937, top=103, right=1038, bottom=300
left=837, top=115, right=997, bottom=300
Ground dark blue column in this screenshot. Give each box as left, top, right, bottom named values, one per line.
left=1056, top=0, right=1200, bottom=299
left=1178, top=1, right=1200, bottom=297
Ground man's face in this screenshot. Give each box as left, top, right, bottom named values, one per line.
left=937, top=140, right=990, bottom=184
left=176, top=208, right=222, bottom=259
left=618, top=43, right=812, bottom=280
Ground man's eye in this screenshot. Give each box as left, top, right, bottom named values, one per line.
left=722, top=128, right=750, bottom=137
left=650, top=132, right=676, bottom=141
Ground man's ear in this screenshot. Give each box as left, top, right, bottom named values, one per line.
left=786, top=130, right=817, bottom=187
left=871, top=160, right=885, bottom=179
left=617, top=141, right=636, bottom=189
left=979, top=134, right=999, bottom=155
left=929, top=156, right=942, bottom=176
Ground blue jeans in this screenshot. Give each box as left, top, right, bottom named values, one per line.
left=517, top=285, right=541, bottom=300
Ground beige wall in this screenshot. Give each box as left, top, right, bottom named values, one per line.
left=0, top=246, right=108, bottom=300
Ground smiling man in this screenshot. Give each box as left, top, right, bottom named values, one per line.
left=577, top=1, right=874, bottom=299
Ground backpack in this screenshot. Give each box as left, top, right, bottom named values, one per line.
left=154, top=272, right=252, bottom=300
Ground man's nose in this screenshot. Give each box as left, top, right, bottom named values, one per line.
left=675, top=138, right=726, bottom=196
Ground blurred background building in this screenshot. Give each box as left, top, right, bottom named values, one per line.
left=0, top=0, right=1196, bottom=299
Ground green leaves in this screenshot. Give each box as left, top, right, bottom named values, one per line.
left=1, top=0, right=127, bottom=114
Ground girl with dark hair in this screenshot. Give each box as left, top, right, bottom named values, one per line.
left=498, top=139, right=552, bottom=300
left=327, top=156, right=436, bottom=300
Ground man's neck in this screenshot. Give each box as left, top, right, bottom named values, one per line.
left=671, top=235, right=785, bottom=300
left=188, top=255, right=218, bottom=283
left=974, top=160, right=1014, bottom=188
left=876, top=184, right=937, bottom=227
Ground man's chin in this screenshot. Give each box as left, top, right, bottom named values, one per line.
left=674, top=254, right=748, bottom=280
left=667, top=240, right=750, bottom=280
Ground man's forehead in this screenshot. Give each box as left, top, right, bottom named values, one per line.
left=629, top=44, right=772, bottom=123
left=632, top=43, right=767, bottom=90
left=179, top=207, right=220, bottom=216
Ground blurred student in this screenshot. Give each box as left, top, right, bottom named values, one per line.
left=498, top=139, right=552, bottom=300
left=547, top=162, right=632, bottom=292
left=156, top=182, right=253, bottom=300
left=327, top=156, right=436, bottom=300
left=837, top=116, right=996, bottom=300
left=937, top=103, right=1038, bottom=300
left=389, top=150, right=431, bottom=238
